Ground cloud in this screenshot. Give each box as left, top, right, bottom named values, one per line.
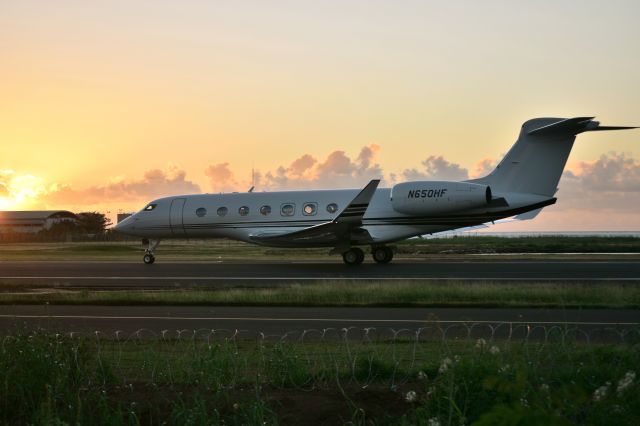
left=207, top=144, right=386, bottom=191
left=471, top=158, right=497, bottom=178
left=0, top=169, right=48, bottom=209
left=47, top=164, right=201, bottom=206
left=550, top=152, right=640, bottom=215
left=205, top=163, right=237, bottom=192
left=289, top=154, right=316, bottom=178
left=401, top=155, right=469, bottom=181
left=571, top=152, right=640, bottom=192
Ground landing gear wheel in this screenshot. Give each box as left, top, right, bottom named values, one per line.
left=372, top=246, right=394, bottom=264
left=342, top=247, right=365, bottom=265
left=141, top=239, right=160, bottom=264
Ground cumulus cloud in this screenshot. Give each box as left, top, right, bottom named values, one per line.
left=205, top=163, right=237, bottom=192
left=206, top=144, right=386, bottom=191
left=47, top=164, right=201, bottom=205
left=289, top=154, right=316, bottom=178
left=572, top=152, right=640, bottom=192
left=552, top=152, right=640, bottom=215
left=471, top=158, right=498, bottom=178
left=401, top=155, right=469, bottom=181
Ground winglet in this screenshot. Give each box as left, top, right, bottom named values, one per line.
left=335, top=179, right=380, bottom=224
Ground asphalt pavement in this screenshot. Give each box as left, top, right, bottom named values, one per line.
left=0, top=260, right=638, bottom=289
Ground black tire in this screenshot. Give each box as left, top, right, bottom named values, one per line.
left=343, top=248, right=365, bottom=265
left=143, top=253, right=155, bottom=264
left=372, top=246, right=393, bottom=264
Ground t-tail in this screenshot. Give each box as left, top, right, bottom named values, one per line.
left=471, top=117, right=637, bottom=198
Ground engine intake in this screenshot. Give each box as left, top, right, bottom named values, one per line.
left=391, top=181, right=492, bottom=215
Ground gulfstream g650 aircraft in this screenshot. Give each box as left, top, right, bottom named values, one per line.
left=114, top=117, right=636, bottom=265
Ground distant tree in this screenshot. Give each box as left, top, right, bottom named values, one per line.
left=76, top=212, right=112, bottom=235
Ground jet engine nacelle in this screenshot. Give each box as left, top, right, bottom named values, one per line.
left=391, top=181, right=492, bottom=215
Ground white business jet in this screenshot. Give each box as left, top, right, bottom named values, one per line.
left=114, top=117, right=636, bottom=265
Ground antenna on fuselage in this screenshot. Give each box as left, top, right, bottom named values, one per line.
left=247, top=165, right=255, bottom=192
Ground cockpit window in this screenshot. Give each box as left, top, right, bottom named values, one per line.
left=143, top=204, right=157, bottom=211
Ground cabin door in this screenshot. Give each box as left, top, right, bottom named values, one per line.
left=169, top=198, right=187, bottom=236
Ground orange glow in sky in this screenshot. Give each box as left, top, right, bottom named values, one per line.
left=1, top=1, right=639, bottom=230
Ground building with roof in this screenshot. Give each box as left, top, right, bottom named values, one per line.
left=0, top=211, right=77, bottom=234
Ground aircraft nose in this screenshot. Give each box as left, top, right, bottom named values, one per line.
left=114, top=215, right=135, bottom=234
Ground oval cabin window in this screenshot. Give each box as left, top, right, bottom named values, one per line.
left=238, top=206, right=250, bottom=216
left=260, top=205, right=271, bottom=216
left=303, top=203, right=317, bottom=216
left=326, top=203, right=338, bottom=213
left=217, top=207, right=228, bottom=217
left=196, top=207, right=207, bottom=217
left=280, top=203, right=295, bottom=216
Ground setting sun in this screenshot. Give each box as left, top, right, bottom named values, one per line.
left=0, top=171, right=46, bottom=210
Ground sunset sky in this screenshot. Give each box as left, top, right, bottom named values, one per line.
left=1, top=1, right=639, bottom=231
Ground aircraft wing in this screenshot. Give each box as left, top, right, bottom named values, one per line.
left=249, top=179, right=380, bottom=247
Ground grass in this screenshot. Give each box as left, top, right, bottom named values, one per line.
left=0, top=235, right=639, bottom=261
left=1, top=328, right=638, bottom=425
left=1, top=280, right=640, bottom=308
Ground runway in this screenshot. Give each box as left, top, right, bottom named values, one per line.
left=0, top=305, right=638, bottom=340
left=1, top=260, right=639, bottom=289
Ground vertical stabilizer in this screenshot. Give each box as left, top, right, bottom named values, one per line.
left=471, top=117, right=636, bottom=197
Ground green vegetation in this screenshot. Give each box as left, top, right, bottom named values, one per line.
left=0, top=235, right=639, bottom=261
left=2, top=280, right=640, bottom=309
left=1, top=329, right=638, bottom=425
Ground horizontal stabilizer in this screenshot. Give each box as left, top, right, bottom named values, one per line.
left=528, top=117, right=638, bottom=136
left=586, top=126, right=638, bottom=131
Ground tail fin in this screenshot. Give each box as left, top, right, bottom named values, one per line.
left=471, top=117, right=637, bottom=197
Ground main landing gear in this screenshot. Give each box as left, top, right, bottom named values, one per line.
left=142, top=238, right=161, bottom=264
left=371, top=246, right=394, bottom=264
left=341, top=246, right=394, bottom=265
left=342, top=247, right=365, bottom=265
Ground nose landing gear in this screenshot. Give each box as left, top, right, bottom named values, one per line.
left=141, top=238, right=161, bottom=264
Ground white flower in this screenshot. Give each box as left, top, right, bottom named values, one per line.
left=439, top=358, right=453, bottom=374
left=617, top=371, right=636, bottom=394
left=489, top=346, right=500, bottom=355
left=417, top=371, right=428, bottom=381
left=475, top=338, right=486, bottom=349
left=427, top=418, right=441, bottom=426
left=232, top=403, right=240, bottom=411
left=454, top=355, right=461, bottom=363
left=405, top=390, right=417, bottom=403
left=540, top=384, right=549, bottom=392
left=593, top=382, right=611, bottom=402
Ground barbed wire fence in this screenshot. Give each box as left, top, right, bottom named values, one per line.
left=4, top=322, right=630, bottom=392
left=2, top=322, right=639, bottom=425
